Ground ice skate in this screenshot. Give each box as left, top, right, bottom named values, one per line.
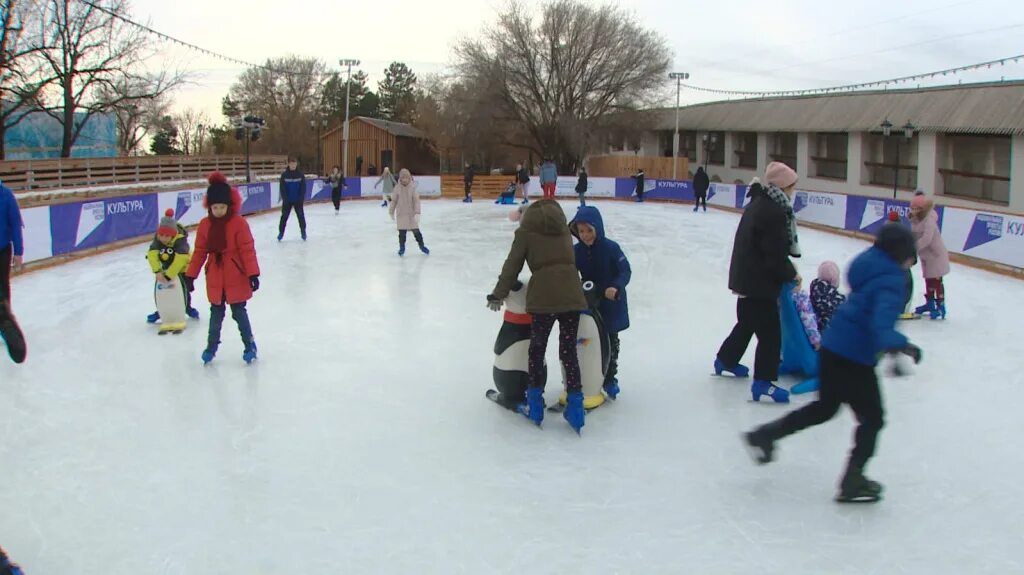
left=742, top=429, right=775, bottom=464
left=751, top=379, right=790, bottom=403
left=836, top=470, right=883, bottom=503
left=714, top=358, right=749, bottom=378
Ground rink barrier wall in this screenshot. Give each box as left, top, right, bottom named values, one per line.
left=17, top=177, right=364, bottom=272
left=620, top=176, right=1024, bottom=276
left=12, top=175, right=1024, bottom=278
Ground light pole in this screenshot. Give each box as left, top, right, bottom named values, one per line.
left=668, top=72, right=689, bottom=181
left=702, top=132, right=718, bottom=172
left=880, top=119, right=916, bottom=199
left=310, top=118, right=327, bottom=175
left=339, top=58, right=360, bottom=179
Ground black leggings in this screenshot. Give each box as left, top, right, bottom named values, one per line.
left=529, top=312, right=581, bottom=393
left=0, top=246, right=10, bottom=304
left=331, top=186, right=342, bottom=210
left=398, top=229, right=425, bottom=247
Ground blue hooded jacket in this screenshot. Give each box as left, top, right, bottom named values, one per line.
left=0, top=184, right=24, bottom=257
left=821, top=246, right=909, bottom=366
left=569, top=206, right=631, bottom=332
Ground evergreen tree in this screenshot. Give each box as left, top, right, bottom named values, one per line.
left=377, top=62, right=418, bottom=123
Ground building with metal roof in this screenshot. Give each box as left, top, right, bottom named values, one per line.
left=616, top=81, right=1024, bottom=213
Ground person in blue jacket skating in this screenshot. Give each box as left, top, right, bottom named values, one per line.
left=569, top=206, right=631, bottom=399
left=278, top=157, right=307, bottom=241
left=743, top=223, right=923, bottom=503
left=0, top=180, right=26, bottom=363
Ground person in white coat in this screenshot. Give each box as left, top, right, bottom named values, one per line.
left=388, top=169, right=430, bottom=256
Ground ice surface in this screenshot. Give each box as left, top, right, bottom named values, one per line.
left=1, top=199, right=1022, bottom=574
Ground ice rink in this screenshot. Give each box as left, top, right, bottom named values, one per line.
left=1, top=198, right=1021, bottom=574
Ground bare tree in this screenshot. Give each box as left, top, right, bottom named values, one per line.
left=455, top=0, right=672, bottom=169
left=33, top=0, right=187, bottom=157
left=97, top=76, right=171, bottom=155
left=173, top=107, right=209, bottom=156
left=227, top=56, right=327, bottom=166
left=0, top=0, right=52, bottom=159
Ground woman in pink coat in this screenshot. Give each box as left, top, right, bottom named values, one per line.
left=388, top=169, right=430, bottom=256
left=910, top=193, right=950, bottom=319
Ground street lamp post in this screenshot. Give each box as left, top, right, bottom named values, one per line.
left=702, top=132, right=718, bottom=172
left=339, top=59, right=360, bottom=179
left=310, top=118, right=327, bottom=175
left=881, top=119, right=916, bottom=199
left=668, top=72, right=689, bottom=181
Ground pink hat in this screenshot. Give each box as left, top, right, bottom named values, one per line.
left=765, top=161, right=798, bottom=189
left=817, top=261, right=840, bottom=287
left=887, top=211, right=901, bottom=222
left=910, top=194, right=929, bottom=209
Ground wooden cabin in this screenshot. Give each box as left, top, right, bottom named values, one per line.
left=321, top=117, right=438, bottom=176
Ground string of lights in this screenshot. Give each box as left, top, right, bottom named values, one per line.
left=78, top=0, right=314, bottom=77
left=681, top=53, right=1024, bottom=99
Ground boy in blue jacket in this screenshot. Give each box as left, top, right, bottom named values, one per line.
left=278, top=157, right=307, bottom=241
left=569, top=206, right=631, bottom=399
left=743, top=223, right=923, bottom=503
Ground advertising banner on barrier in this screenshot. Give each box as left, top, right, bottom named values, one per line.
left=792, top=190, right=848, bottom=228
left=158, top=187, right=207, bottom=228
left=416, top=176, right=442, bottom=197
left=938, top=207, right=1024, bottom=268
left=50, top=193, right=158, bottom=255
left=238, top=182, right=273, bottom=214
left=361, top=176, right=383, bottom=196
left=844, top=196, right=942, bottom=235
left=529, top=177, right=617, bottom=198
left=708, top=182, right=737, bottom=208
left=21, top=206, right=52, bottom=263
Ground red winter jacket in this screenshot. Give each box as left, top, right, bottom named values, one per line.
left=186, top=187, right=260, bottom=305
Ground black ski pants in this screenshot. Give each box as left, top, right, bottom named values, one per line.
left=717, top=296, right=781, bottom=381
left=280, top=199, right=307, bottom=235
left=761, top=349, right=885, bottom=472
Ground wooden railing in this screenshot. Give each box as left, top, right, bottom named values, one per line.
left=0, top=155, right=289, bottom=193
left=586, top=155, right=689, bottom=180
left=441, top=175, right=520, bottom=197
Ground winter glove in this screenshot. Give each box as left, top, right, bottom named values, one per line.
left=249, top=276, right=260, bottom=292
left=900, top=343, right=923, bottom=364
left=182, top=276, right=195, bottom=292
left=486, top=294, right=503, bottom=312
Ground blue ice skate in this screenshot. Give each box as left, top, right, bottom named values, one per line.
left=752, top=380, right=790, bottom=403
left=242, top=340, right=258, bottom=364
left=714, top=358, right=750, bottom=378
left=147, top=311, right=160, bottom=323
left=563, top=391, right=585, bottom=435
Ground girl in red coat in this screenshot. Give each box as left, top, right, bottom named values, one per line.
left=184, top=172, right=261, bottom=364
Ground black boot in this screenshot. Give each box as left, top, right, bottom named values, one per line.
left=0, top=301, right=26, bottom=364
left=836, top=465, right=883, bottom=503
left=742, top=426, right=777, bottom=464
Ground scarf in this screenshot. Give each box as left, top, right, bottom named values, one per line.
left=763, top=183, right=801, bottom=258
left=206, top=207, right=235, bottom=256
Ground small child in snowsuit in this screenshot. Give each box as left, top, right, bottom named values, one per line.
left=488, top=199, right=588, bottom=433
left=146, top=209, right=198, bottom=326
left=809, top=261, right=845, bottom=332
left=184, top=172, right=261, bottom=364
left=569, top=206, right=631, bottom=400
left=743, top=222, right=923, bottom=503
left=910, top=192, right=950, bottom=319
left=389, top=169, right=429, bottom=256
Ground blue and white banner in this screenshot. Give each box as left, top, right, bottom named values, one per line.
left=49, top=195, right=158, bottom=256
left=21, top=206, right=52, bottom=264
left=708, top=182, right=737, bottom=208
left=792, top=190, right=848, bottom=229
left=939, top=207, right=1024, bottom=269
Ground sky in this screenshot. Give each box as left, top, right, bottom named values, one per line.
left=131, top=0, right=1024, bottom=122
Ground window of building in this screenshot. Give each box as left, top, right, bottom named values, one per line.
left=732, top=132, right=758, bottom=169
left=862, top=133, right=918, bottom=190
left=810, top=132, right=848, bottom=180
left=938, top=134, right=1010, bottom=205
left=703, top=131, right=725, bottom=166
left=768, top=132, right=797, bottom=170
